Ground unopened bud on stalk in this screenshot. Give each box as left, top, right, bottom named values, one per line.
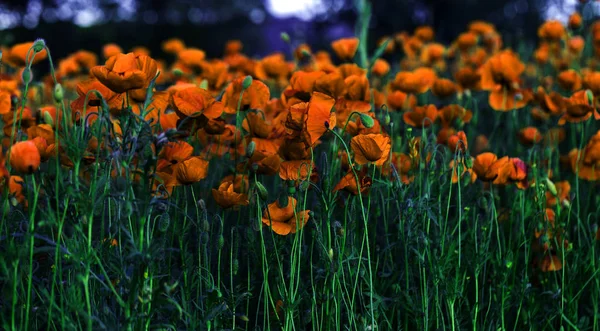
left=43, top=111, right=54, bottom=126
left=586, top=89, right=594, bottom=105
left=384, top=112, right=391, bottom=126
left=172, top=68, right=183, bottom=77
left=32, top=39, right=46, bottom=53
left=299, top=180, right=310, bottom=192
left=217, top=235, right=225, bottom=250
left=199, top=79, right=208, bottom=90
left=328, top=248, right=334, bottom=261
left=53, top=83, right=64, bottom=103
left=545, top=178, right=557, bottom=196
left=21, top=67, right=32, bottom=85
left=280, top=32, right=290, bottom=43
left=359, top=113, right=374, bottom=128
left=197, top=199, right=206, bottom=211
left=255, top=181, right=268, bottom=201
left=242, top=75, right=253, bottom=90
left=246, top=140, right=256, bottom=158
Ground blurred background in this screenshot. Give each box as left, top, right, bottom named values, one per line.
left=0, top=0, right=596, bottom=60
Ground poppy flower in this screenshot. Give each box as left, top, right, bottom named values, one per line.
left=454, top=67, right=481, bottom=93
left=538, top=20, right=566, bottom=41
left=350, top=134, right=391, bottom=166
left=391, top=68, right=436, bottom=95
left=173, top=157, right=209, bottom=185
left=70, top=78, right=126, bottom=119
left=314, top=72, right=346, bottom=99
left=437, top=105, right=473, bottom=128
left=171, top=86, right=224, bottom=119
left=255, top=53, right=291, bottom=83
left=569, top=13, right=582, bottom=30
left=331, top=37, right=359, bottom=61
left=415, top=26, right=435, bottom=42
left=91, top=52, right=158, bottom=94
left=372, top=59, right=390, bottom=77
left=4, top=42, right=48, bottom=67
left=9, top=140, right=41, bottom=174
left=450, top=158, right=477, bottom=184
left=333, top=167, right=373, bottom=195
left=305, top=92, right=336, bottom=146
left=518, top=127, right=543, bottom=146
left=432, top=78, right=457, bottom=98
left=557, top=70, right=582, bottom=92
left=403, top=104, right=438, bottom=128
left=472, top=152, right=498, bottom=181
left=386, top=90, right=417, bottom=111
left=212, top=180, right=249, bottom=209
left=539, top=254, right=563, bottom=272
left=279, top=160, right=315, bottom=183
left=447, top=131, right=468, bottom=153
left=344, top=74, right=370, bottom=102
left=177, top=48, right=206, bottom=69
left=0, top=91, right=11, bottom=115
left=222, top=77, right=270, bottom=114
left=261, top=197, right=310, bottom=235
left=558, top=90, right=600, bottom=125
left=162, top=38, right=186, bottom=54
left=583, top=72, right=600, bottom=96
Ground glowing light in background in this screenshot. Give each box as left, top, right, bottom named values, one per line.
left=542, top=0, right=577, bottom=23
left=265, top=0, right=329, bottom=21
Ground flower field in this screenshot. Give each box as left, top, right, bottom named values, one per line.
left=0, top=2, right=600, bottom=330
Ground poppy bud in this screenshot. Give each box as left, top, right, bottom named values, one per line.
left=158, top=214, right=170, bottom=232
left=242, top=75, right=253, bottom=90
left=53, top=83, right=64, bottom=103
left=299, top=180, right=310, bottom=192
left=22, top=67, right=32, bottom=85
left=43, top=111, right=54, bottom=127
left=255, top=181, right=268, bottom=201
left=32, top=39, right=46, bottom=53
left=232, top=259, right=239, bottom=275
left=199, top=79, right=208, bottom=90
left=384, top=113, right=391, bottom=126
left=198, top=199, right=206, bottom=211
left=217, top=235, right=225, bottom=250
left=288, top=185, right=296, bottom=195
left=545, top=178, right=557, bottom=197
left=586, top=89, right=594, bottom=105
left=246, top=141, right=256, bottom=158
left=359, top=113, right=375, bottom=128
left=280, top=32, right=290, bottom=43
left=172, top=68, right=183, bottom=77
left=328, top=248, right=334, bottom=261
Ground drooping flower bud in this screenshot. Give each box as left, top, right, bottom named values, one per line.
left=32, top=39, right=46, bottom=53
left=359, top=113, right=374, bottom=128
left=280, top=32, right=290, bottom=43
left=242, top=75, right=253, bottom=90
left=53, top=83, right=64, bottom=103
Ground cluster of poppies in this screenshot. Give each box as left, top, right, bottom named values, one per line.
left=1, top=12, right=599, bottom=273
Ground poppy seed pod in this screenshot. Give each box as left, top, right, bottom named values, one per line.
left=242, top=75, right=253, bottom=90
left=32, top=39, right=46, bottom=53
left=10, top=141, right=41, bottom=174
left=53, top=83, right=64, bottom=103
left=22, top=67, right=32, bottom=85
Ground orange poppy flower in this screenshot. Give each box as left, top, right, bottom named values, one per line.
left=472, top=152, right=498, bottom=181
left=372, top=59, right=390, bottom=77
left=70, top=78, right=125, bottom=119
left=350, top=134, right=391, bottom=166
left=157, top=141, right=194, bottom=172
left=414, top=26, right=434, bottom=42
left=9, top=140, right=41, bottom=174
left=171, top=86, right=224, bottom=119
left=558, top=90, right=600, bottom=125
left=279, top=160, right=315, bottom=182
left=4, top=42, right=48, bottom=67
left=518, top=127, right=543, bottom=146
left=456, top=32, right=478, bottom=51
left=173, top=157, right=209, bottom=185
left=302, top=92, right=336, bottom=146
left=454, top=67, right=481, bottom=92
left=333, top=98, right=371, bottom=128
left=344, top=74, right=370, bottom=102
left=314, top=72, right=347, bottom=99
left=261, top=197, right=310, bottom=235
left=162, top=38, right=186, bottom=54
left=91, top=53, right=158, bottom=94
left=539, top=254, right=563, bottom=272
left=0, top=91, right=11, bottom=115
left=557, top=70, right=582, bottom=92
left=403, top=104, right=438, bottom=127
left=333, top=167, right=373, bottom=195
left=569, top=13, right=582, bottom=30
left=391, top=68, right=437, bottom=95
left=331, top=37, right=359, bottom=61
left=177, top=48, right=206, bottom=69
left=6, top=176, right=27, bottom=205
left=449, top=158, right=477, bottom=184
left=212, top=180, right=249, bottom=209
left=538, top=20, right=566, bottom=41
left=386, top=90, right=417, bottom=111
left=103, top=44, right=122, bottom=59
left=437, top=105, right=473, bottom=128
left=583, top=72, right=600, bottom=96
left=222, top=77, right=270, bottom=114
left=432, top=78, right=457, bottom=98
left=255, top=53, right=291, bottom=83
left=479, top=50, right=524, bottom=91
left=447, top=131, right=468, bottom=153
